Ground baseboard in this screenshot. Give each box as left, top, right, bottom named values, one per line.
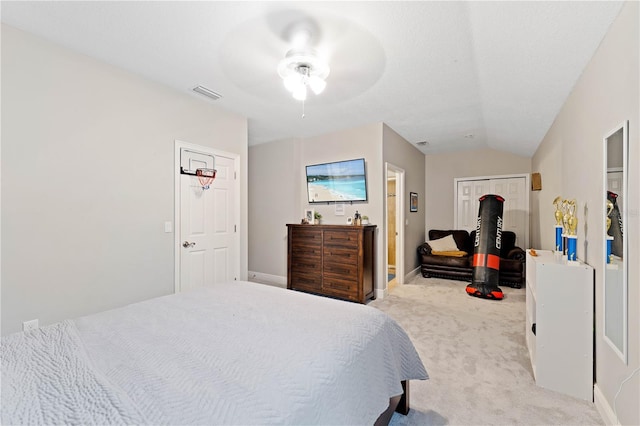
left=248, top=271, right=287, bottom=288
left=594, top=384, right=618, bottom=425
left=405, top=267, right=420, bottom=283
left=376, top=266, right=420, bottom=300
left=375, top=288, right=389, bottom=300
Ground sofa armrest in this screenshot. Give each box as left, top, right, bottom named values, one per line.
left=417, top=242, right=433, bottom=256
left=506, top=247, right=526, bottom=261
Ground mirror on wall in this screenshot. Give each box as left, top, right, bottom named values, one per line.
left=603, top=120, right=629, bottom=364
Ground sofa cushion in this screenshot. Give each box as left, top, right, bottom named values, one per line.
left=427, top=234, right=459, bottom=252
left=422, top=254, right=470, bottom=268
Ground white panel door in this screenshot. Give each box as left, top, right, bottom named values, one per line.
left=456, top=180, right=474, bottom=231
left=209, top=155, right=237, bottom=284
left=456, top=176, right=528, bottom=248
left=491, top=178, right=527, bottom=247
left=457, top=179, right=490, bottom=232
left=179, top=150, right=237, bottom=292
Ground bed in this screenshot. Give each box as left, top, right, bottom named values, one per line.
left=1, top=280, right=428, bottom=425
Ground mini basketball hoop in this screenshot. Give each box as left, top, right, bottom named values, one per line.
left=196, top=168, right=216, bottom=190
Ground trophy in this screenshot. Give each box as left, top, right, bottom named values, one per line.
left=565, top=199, right=578, bottom=262
left=559, top=198, right=570, bottom=255
left=561, top=199, right=570, bottom=234
left=567, top=199, right=577, bottom=236
left=606, top=199, right=614, bottom=233
left=553, top=196, right=564, bottom=251
left=553, top=196, right=564, bottom=226
left=606, top=199, right=614, bottom=264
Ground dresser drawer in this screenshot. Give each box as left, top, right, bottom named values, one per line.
left=290, top=256, right=321, bottom=274
left=323, top=260, right=357, bottom=276
left=324, top=247, right=359, bottom=265
left=291, top=244, right=322, bottom=258
left=323, top=230, right=359, bottom=248
left=323, top=275, right=358, bottom=300
left=290, top=228, right=323, bottom=248
left=290, top=272, right=322, bottom=292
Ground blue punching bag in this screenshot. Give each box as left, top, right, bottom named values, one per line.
left=466, top=194, right=504, bottom=300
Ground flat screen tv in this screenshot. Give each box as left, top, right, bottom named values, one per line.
left=306, top=158, right=368, bottom=203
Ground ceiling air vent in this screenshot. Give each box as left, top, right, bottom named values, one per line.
left=192, top=85, right=222, bottom=101
left=416, top=141, right=429, bottom=146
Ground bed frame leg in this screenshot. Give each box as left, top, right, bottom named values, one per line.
left=395, top=380, right=410, bottom=415
left=374, top=380, right=410, bottom=426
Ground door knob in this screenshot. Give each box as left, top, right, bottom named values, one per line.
left=182, top=241, right=196, bottom=248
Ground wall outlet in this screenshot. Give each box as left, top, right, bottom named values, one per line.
left=23, top=319, right=39, bottom=332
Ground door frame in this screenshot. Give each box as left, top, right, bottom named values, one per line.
left=453, top=173, right=530, bottom=249
left=385, top=163, right=405, bottom=289
left=174, top=140, right=241, bottom=293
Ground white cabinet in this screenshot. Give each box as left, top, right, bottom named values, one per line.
left=525, top=250, right=593, bottom=401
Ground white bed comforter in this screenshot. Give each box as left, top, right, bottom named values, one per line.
left=2, top=281, right=427, bottom=425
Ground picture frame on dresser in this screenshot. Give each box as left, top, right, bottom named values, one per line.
left=303, top=208, right=314, bottom=224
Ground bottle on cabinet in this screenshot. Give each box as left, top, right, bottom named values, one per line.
left=354, top=210, right=361, bottom=226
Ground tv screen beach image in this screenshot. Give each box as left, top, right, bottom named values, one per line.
left=306, top=159, right=367, bottom=203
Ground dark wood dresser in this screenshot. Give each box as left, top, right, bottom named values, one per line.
left=286, top=224, right=376, bottom=303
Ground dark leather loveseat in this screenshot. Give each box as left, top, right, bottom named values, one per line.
left=417, top=229, right=526, bottom=288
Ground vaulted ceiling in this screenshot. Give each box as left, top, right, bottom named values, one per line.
left=1, top=1, right=623, bottom=156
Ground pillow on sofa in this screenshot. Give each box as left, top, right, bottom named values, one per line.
left=432, top=250, right=468, bottom=257
left=428, top=234, right=459, bottom=252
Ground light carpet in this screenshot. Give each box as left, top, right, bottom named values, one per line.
left=370, top=276, right=602, bottom=426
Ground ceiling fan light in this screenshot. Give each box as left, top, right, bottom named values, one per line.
left=292, top=85, right=307, bottom=101
left=283, top=74, right=302, bottom=93
left=308, top=76, right=326, bottom=95
left=278, top=48, right=330, bottom=104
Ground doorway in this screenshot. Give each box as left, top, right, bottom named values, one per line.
left=174, top=140, right=241, bottom=293
left=386, top=163, right=405, bottom=292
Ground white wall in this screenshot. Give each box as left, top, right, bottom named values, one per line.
left=300, top=123, right=384, bottom=229
left=248, top=138, right=301, bottom=280
left=531, top=2, right=638, bottom=424
left=425, top=148, right=532, bottom=231
left=382, top=124, right=426, bottom=276
left=1, top=25, right=248, bottom=335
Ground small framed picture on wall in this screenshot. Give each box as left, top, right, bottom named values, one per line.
left=410, top=192, right=418, bottom=212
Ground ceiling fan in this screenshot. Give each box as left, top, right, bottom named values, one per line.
left=216, top=7, right=385, bottom=107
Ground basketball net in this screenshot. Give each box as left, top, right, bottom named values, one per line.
left=196, top=168, right=216, bottom=190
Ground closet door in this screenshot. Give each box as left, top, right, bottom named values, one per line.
left=491, top=178, right=527, bottom=248
left=457, top=179, right=490, bottom=232
left=456, top=176, right=528, bottom=248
